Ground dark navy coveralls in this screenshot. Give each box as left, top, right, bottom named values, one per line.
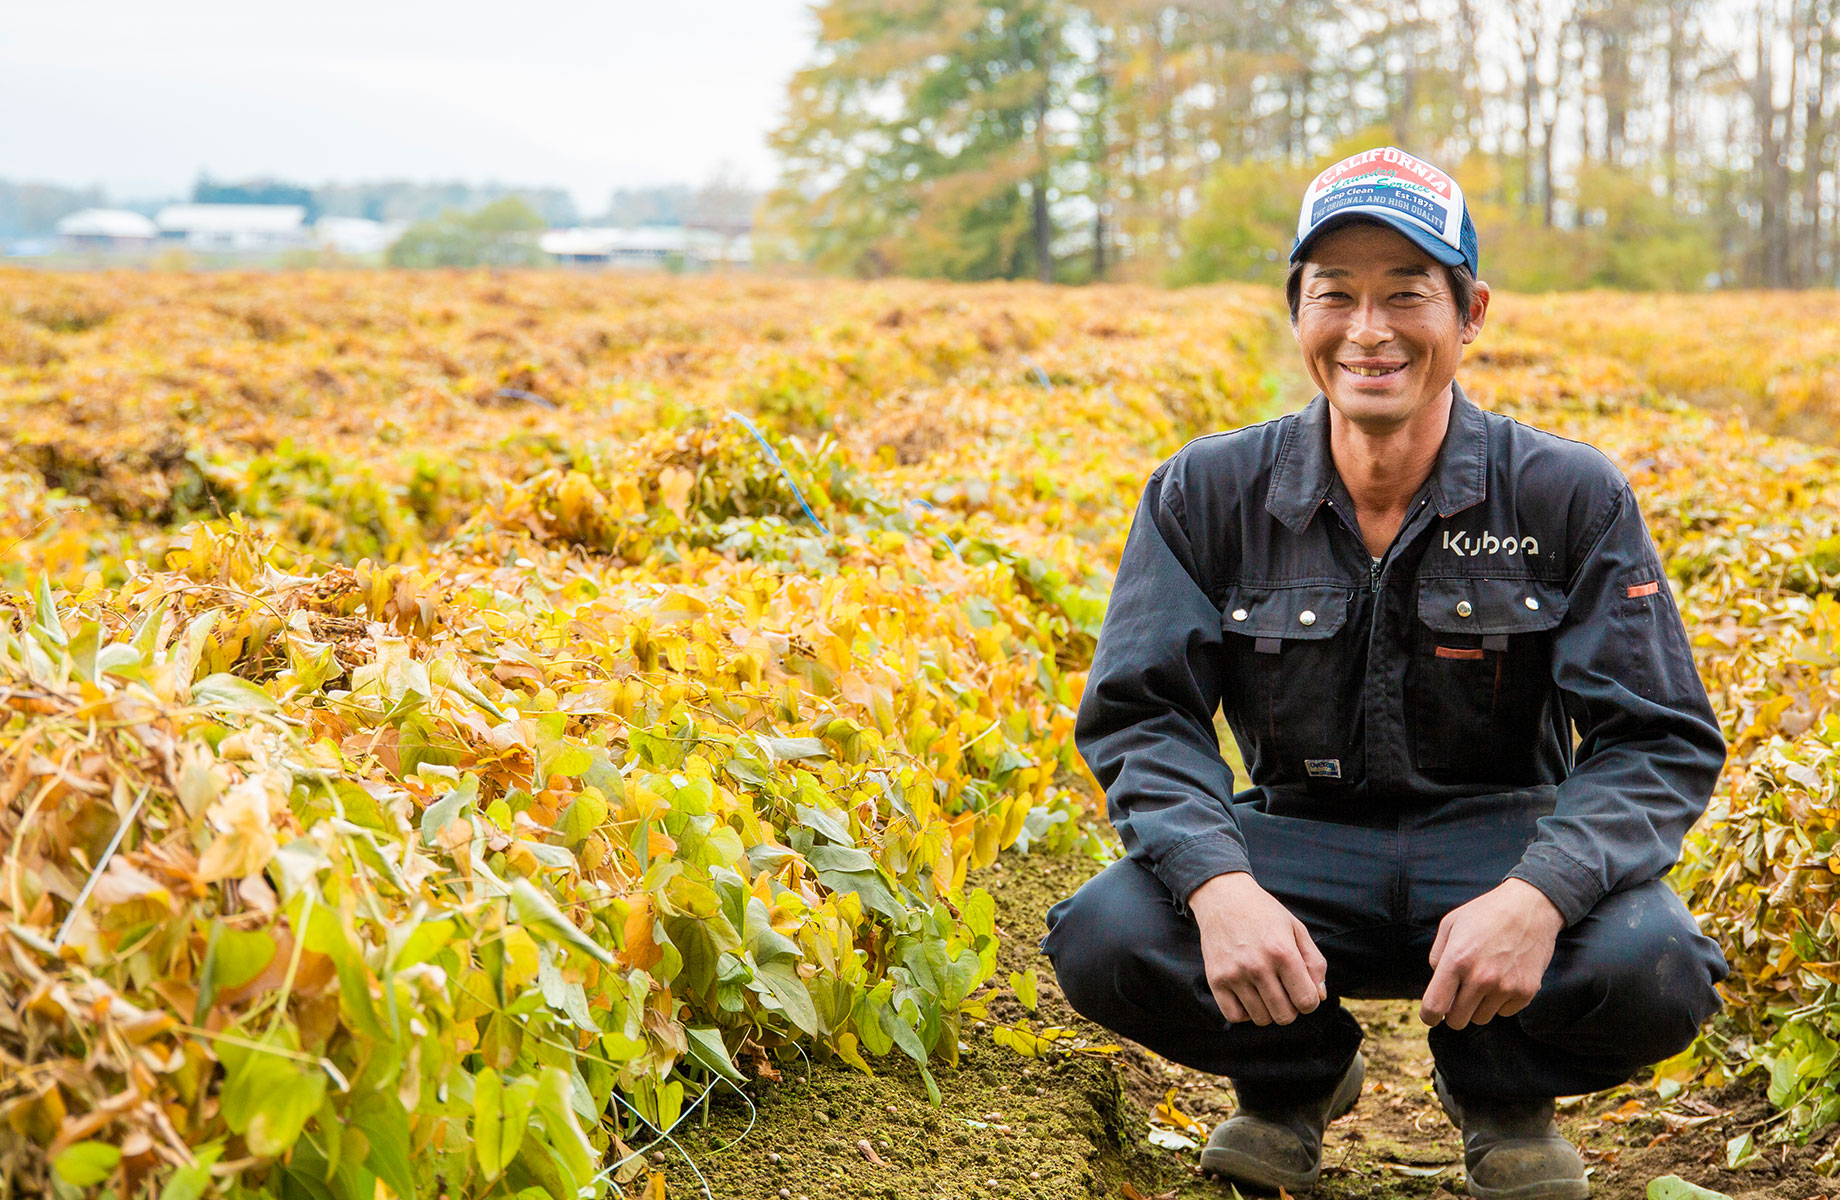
left=1043, top=385, right=1729, bottom=1103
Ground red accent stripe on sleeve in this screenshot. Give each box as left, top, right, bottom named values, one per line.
left=1626, top=581, right=1660, bottom=599
left=1435, top=646, right=1486, bottom=660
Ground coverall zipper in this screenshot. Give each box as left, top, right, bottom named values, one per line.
left=1325, top=496, right=1424, bottom=592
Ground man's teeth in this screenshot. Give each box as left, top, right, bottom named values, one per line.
left=1345, top=364, right=1401, bottom=376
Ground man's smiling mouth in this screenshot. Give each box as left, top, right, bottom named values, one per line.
left=1341, top=363, right=1407, bottom=378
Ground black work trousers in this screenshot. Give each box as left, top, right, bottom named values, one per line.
left=1041, top=787, right=1728, bottom=1103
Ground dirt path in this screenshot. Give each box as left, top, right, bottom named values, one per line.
left=657, top=848, right=1831, bottom=1200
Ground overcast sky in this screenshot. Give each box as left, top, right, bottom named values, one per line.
left=0, top=0, right=816, bottom=208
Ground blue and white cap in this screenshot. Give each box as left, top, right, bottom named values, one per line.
left=1291, top=147, right=1479, bottom=275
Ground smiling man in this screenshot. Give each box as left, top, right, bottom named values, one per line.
left=1041, top=148, right=1729, bottom=1199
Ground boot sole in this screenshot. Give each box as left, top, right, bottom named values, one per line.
left=1200, top=1145, right=1322, bottom=1193
left=1433, top=1073, right=1590, bottom=1200
left=1200, top=1053, right=1366, bottom=1192
left=1465, top=1179, right=1590, bottom=1200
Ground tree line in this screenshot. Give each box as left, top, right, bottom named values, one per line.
left=766, top=0, right=1838, bottom=290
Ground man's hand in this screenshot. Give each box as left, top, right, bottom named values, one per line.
left=1419, top=878, right=1565, bottom=1030
left=1188, top=872, right=1328, bottom=1026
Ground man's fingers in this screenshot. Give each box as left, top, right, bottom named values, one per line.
left=1234, top=983, right=1275, bottom=1027
left=1444, top=979, right=1485, bottom=1031
left=1252, top=971, right=1300, bottom=1025
left=1420, top=961, right=1457, bottom=1026
left=1192, top=880, right=1335, bottom=1028
left=1212, top=986, right=1250, bottom=1025
left=1469, top=992, right=1508, bottom=1027
left=1294, top=920, right=1329, bottom=990
left=1495, top=993, right=1531, bottom=1020
left=1274, top=949, right=1323, bottom=1017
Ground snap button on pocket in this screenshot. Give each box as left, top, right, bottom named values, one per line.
left=1416, top=576, right=1565, bottom=634
left=1219, top=584, right=1348, bottom=640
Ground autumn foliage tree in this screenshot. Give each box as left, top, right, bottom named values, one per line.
left=771, top=0, right=1839, bottom=290
left=386, top=198, right=550, bottom=269
left=768, top=0, right=1075, bottom=281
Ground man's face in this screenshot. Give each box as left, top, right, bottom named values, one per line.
left=1290, top=222, right=1488, bottom=434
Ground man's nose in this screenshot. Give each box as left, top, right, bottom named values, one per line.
left=1347, top=299, right=1393, bottom=347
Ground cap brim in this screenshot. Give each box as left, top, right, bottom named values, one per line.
left=1291, top=210, right=1466, bottom=269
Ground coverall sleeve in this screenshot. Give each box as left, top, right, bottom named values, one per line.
left=1075, top=463, right=1248, bottom=913
left=1506, top=485, right=1726, bottom=925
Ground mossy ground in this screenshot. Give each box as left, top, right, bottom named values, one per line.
left=655, top=848, right=1833, bottom=1200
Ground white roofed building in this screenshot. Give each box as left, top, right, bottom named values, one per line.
left=313, top=217, right=401, bottom=257
left=538, top=226, right=752, bottom=269
left=155, top=204, right=309, bottom=251
left=55, top=208, right=159, bottom=248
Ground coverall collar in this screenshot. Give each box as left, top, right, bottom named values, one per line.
left=1265, top=381, right=1489, bottom=534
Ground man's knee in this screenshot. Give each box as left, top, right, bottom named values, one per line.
left=1535, top=884, right=1725, bottom=1061
left=1041, top=857, right=1191, bottom=1024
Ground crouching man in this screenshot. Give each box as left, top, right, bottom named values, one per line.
left=1041, top=148, right=1728, bottom=1200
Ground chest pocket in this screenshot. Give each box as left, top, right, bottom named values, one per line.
left=1409, top=576, right=1567, bottom=780
left=1221, top=584, right=1361, bottom=793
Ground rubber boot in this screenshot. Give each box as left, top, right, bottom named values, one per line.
left=1433, top=1070, right=1590, bottom=1200
left=1200, top=1051, right=1365, bottom=1192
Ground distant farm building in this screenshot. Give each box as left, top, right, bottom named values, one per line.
left=538, top=226, right=752, bottom=268
left=55, top=208, right=159, bottom=250
left=155, top=203, right=310, bottom=251
left=313, top=217, right=401, bottom=257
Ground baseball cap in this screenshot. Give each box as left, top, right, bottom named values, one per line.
left=1291, top=147, right=1479, bottom=275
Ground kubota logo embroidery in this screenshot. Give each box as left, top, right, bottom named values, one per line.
left=1442, top=530, right=1539, bottom=556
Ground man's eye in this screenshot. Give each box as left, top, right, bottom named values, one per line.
left=1314, top=291, right=1350, bottom=301
left=1393, top=292, right=1426, bottom=301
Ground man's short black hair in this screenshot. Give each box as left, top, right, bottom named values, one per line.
left=1285, top=216, right=1477, bottom=324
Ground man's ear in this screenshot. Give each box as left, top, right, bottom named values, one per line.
left=1461, top=280, right=1491, bottom=345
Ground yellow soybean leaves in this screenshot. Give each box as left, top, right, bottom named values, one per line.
left=1463, top=308, right=1840, bottom=1144
left=0, top=269, right=1271, bottom=583
left=1485, top=291, right=1840, bottom=444
left=0, top=272, right=1278, bottom=1198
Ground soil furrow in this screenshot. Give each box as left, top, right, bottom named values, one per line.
left=660, top=849, right=1832, bottom=1200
